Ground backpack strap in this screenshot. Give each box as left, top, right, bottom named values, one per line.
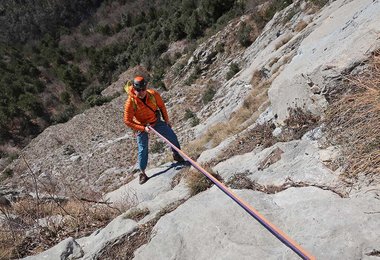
left=131, top=90, right=157, bottom=112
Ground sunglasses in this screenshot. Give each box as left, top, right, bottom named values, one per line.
left=134, top=87, right=146, bottom=92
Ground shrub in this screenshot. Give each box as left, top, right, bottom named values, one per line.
left=226, top=62, right=240, bottom=80
left=258, top=0, right=293, bottom=23
left=184, top=109, right=200, bottom=126
left=60, top=91, right=71, bottom=105
left=215, top=42, right=225, bottom=53
left=86, top=94, right=114, bottom=107
left=307, top=0, right=329, bottom=8
left=202, top=86, right=216, bottom=104
left=185, top=65, right=201, bottom=85
left=151, top=140, right=165, bottom=153
left=191, top=116, right=200, bottom=127
left=184, top=109, right=196, bottom=120
left=185, top=13, right=202, bottom=39
left=185, top=166, right=221, bottom=196
left=238, top=22, right=253, bottom=47
left=96, top=24, right=113, bottom=36
left=52, top=106, right=75, bottom=124
left=17, top=93, right=44, bottom=117
left=0, top=168, right=13, bottom=182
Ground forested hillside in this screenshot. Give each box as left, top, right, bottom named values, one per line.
left=0, top=0, right=257, bottom=158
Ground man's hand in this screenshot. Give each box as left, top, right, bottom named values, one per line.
left=145, top=126, right=150, bottom=133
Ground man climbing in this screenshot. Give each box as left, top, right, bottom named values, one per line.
left=124, top=76, right=185, bottom=184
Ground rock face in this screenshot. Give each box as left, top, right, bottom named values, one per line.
left=213, top=140, right=339, bottom=188
left=134, top=186, right=380, bottom=260
left=268, top=0, right=380, bottom=122
left=24, top=237, right=83, bottom=260
left=7, top=0, right=380, bottom=259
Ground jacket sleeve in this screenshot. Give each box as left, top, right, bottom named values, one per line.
left=124, top=97, right=145, bottom=132
left=154, top=91, right=169, bottom=123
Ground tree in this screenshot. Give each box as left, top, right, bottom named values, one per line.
left=238, top=22, right=253, bottom=47
left=185, top=12, right=202, bottom=39
left=199, top=0, right=235, bottom=25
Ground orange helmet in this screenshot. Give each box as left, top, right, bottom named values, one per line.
left=133, top=76, right=147, bottom=91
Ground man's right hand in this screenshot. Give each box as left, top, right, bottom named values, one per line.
left=145, top=126, right=150, bottom=133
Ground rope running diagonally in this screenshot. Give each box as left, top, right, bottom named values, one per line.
left=148, top=126, right=316, bottom=260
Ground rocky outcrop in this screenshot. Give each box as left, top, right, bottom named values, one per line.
left=268, top=0, right=380, bottom=122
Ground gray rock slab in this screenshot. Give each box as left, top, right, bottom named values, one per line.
left=23, top=237, right=83, bottom=260
left=134, top=180, right=191, bottom=223
left=133, top=186, right=380, bottom=260
left=269, top=0, right=380, bottom=122
left=213, top=140, right=337, bottom=187
left=104, top=163, right=186, bottom=204
left=197, top=136, right=236, bottom=164
left=77, top=216, right=137, bottom=259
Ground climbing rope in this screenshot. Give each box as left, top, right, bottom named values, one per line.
left=149, top=126, right=316, bottom=260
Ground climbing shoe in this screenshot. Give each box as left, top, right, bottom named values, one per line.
left=173, top=153, right=185, bottom=163
left=139, top=173, right=149, bottom=184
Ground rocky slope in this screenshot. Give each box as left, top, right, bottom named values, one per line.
left=2, top=0, right=380, bottom=259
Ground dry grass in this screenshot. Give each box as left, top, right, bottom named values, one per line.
left=268, top=57, right=280, bottom=68
left=185, top=166, right=222, bottom=196
left=0, top=193, right=130, bottom=258
left=123, top=208, right=150, bottom=222
left=215, top=122, right=276, bottom=164
left=294, top=20, right=308, bottom=32
left=184, top=70, right=271, bottom=160
left=98, top=199, right=186, bottom=260
left=274, top=33, right=293, bottom=50
left=324, top=50, right=380, bottom=180
left=279, top=107, right=320, bottom=141
left=227, top=175, right=345, bottom=197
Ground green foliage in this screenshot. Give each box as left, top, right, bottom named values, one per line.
left=184, top=109, right=196, bottom=120
left=0, top=0, right=103, bottom=44
left=202, top=86, right=216, bottom=104
left=0, top=43, right=49, bottom=142
left=185, top=13, right=203, bottom=39
left=307, top=0, right=329, bottom=8
left=60, top=92, right=71, bottom=105
left=52, top=106, right=76, bottom=124
left=191, top=116, right=200, bottom=126
left=226, top=62, right=240, bottom=80
left=0, top=0, right=247, bottom=148
left=185, top=65, right=201, bottom=85
left=260, top=0, right=294, bottom=22
left=184, top=109, right=200, bottom=126
left=86, top=94, right=115, bottom=107
left=0, top=168, right=13, bottom=183
left=17, top=93, right=44, bottom=116
left=215, top=42, right=225, bottom=53
left=96, top=24, right=113, bottom=36
left=82, top=0, right=245, bottom=84
left=238, top=22, right=253, bottom=47
left=199, top=0, right=236, bottom=25
left=151, top=140, right=165, bottom=153
left=59, top=65, right=87, bottom=94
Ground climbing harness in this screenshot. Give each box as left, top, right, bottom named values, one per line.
left=148, top=126, right=316, bottom=260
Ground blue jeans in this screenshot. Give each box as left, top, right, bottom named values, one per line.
left=137, top=121, right=181, bottom=171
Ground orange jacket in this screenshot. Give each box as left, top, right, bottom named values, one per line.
left=124, top=86, right=169, bottom=132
